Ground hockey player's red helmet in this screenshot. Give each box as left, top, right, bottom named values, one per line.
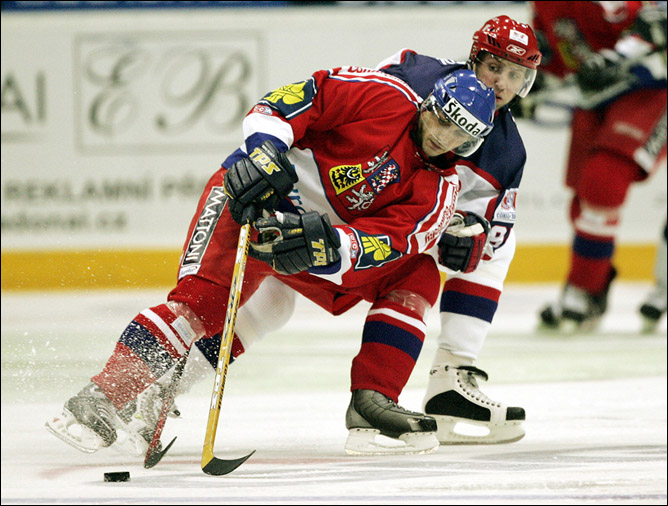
left=470, top=15, right=543, bottom=97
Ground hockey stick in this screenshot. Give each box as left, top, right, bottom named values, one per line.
left=201, top=215, right=256, bottom=476
left=143, top=349, right=189, bottom=469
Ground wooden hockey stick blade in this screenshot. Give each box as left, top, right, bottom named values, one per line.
left=202, top=449, right=256, bottom=476
left=144, top=436, right=177, bottom=469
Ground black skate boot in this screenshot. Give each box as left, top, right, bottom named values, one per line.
left=539, top=268, right=616, bottom=333
left=639, top=286, right=667, bottom=333
left=344, top=389, right=439, bottom=455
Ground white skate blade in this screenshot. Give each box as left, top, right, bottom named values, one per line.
left=44, top=412, right=106, bottom=454
left=432, top=415, right=525, bottom=445
left=344, top=428, right=439, bottom=456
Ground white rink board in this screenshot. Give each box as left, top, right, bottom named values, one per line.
left=2, top=4, right=666, bottom=254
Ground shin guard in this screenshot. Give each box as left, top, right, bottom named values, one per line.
left=351, top=292, right=430, bottom=402
left=92, top=302, right=204, bottom=409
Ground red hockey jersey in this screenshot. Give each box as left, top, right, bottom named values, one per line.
left=531, top=1, right=644, bottom=78
left=229, top=66, right=460, bottom=286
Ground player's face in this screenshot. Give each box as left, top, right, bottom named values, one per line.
left=474, top=53, right=528, bottom=109
left=417, top=104, right=474, bottom=158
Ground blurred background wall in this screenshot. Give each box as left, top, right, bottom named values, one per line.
left=2, top=1, right=666, bottom=290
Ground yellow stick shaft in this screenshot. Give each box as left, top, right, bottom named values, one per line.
left=201, top=222, right=251, bottom=469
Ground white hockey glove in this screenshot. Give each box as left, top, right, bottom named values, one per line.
left=438, top=211, right=490, bottom=274
left=249, top=211, right=341, bottom=275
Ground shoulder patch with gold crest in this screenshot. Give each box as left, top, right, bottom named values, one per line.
left=259, top=78, right=317, bottom=119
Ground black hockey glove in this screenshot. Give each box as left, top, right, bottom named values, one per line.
left=438, top=211, right=490, bottom=274
left=224, top=140, right=298, bottom=224
left=633, top=5, right=667, bottom=49
left=249, top=211, right=341, bottom=275
left=576, top=50, right=625, bottom=92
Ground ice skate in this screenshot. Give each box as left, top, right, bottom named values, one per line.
left=344, top=389, right=439, bottom=455
left=423, top=364, right=525, bottom=444
left=539, top=284, right=606, bottom=333
left=45, top=382, right=170, bottom=456
left=113, top=381, right=181, bottom=456
left=639, top=285, right=667, bottom=333
left=46, top=383, right=126, bottom=454
left=539, top=269, right=616, bottom=333
left=135, top=381, right=181, bottom=425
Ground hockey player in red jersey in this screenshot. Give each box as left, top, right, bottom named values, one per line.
left=46, top=67, right=496, bottom=457
left=161, top=14, right=545, bottom=447
left=531, top=1, right=667, bottom=332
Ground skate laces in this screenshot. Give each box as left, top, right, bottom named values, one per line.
left=74, top=384, right=116, bottom=418
left=356, top=390, right=421, bottom=419
left=458, top=366, right=489, bottom=382
left=455, top=366, right=500, bottom=407
left=380, top=394, right=423, bottom=417
left=391, top=399, right=421, bottom=416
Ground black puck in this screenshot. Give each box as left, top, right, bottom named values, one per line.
left=104, top=471, right=130, bottom=482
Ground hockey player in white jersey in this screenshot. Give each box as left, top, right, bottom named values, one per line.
left=161, top=15, right=544, bottom=448
left=377, top=15, right=542, bottom=445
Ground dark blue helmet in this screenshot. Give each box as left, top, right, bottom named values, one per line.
left=428, top=69, right=495, bottom=156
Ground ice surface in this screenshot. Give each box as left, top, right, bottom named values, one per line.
left=1, top=283, right=666, bottom=504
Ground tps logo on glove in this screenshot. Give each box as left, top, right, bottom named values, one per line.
left=249, top=211, right=341, bottom=275
left=311, top=239, right=328, bottom=267
left=249, top=147, right=282, bottom=176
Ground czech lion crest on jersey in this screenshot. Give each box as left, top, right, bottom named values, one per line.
left=329, top=147, right=401, bottom=213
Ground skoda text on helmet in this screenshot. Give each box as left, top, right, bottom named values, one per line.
left=425, top=69, right=495, bottom=157
left=470, top=15, right=543, bottom=98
